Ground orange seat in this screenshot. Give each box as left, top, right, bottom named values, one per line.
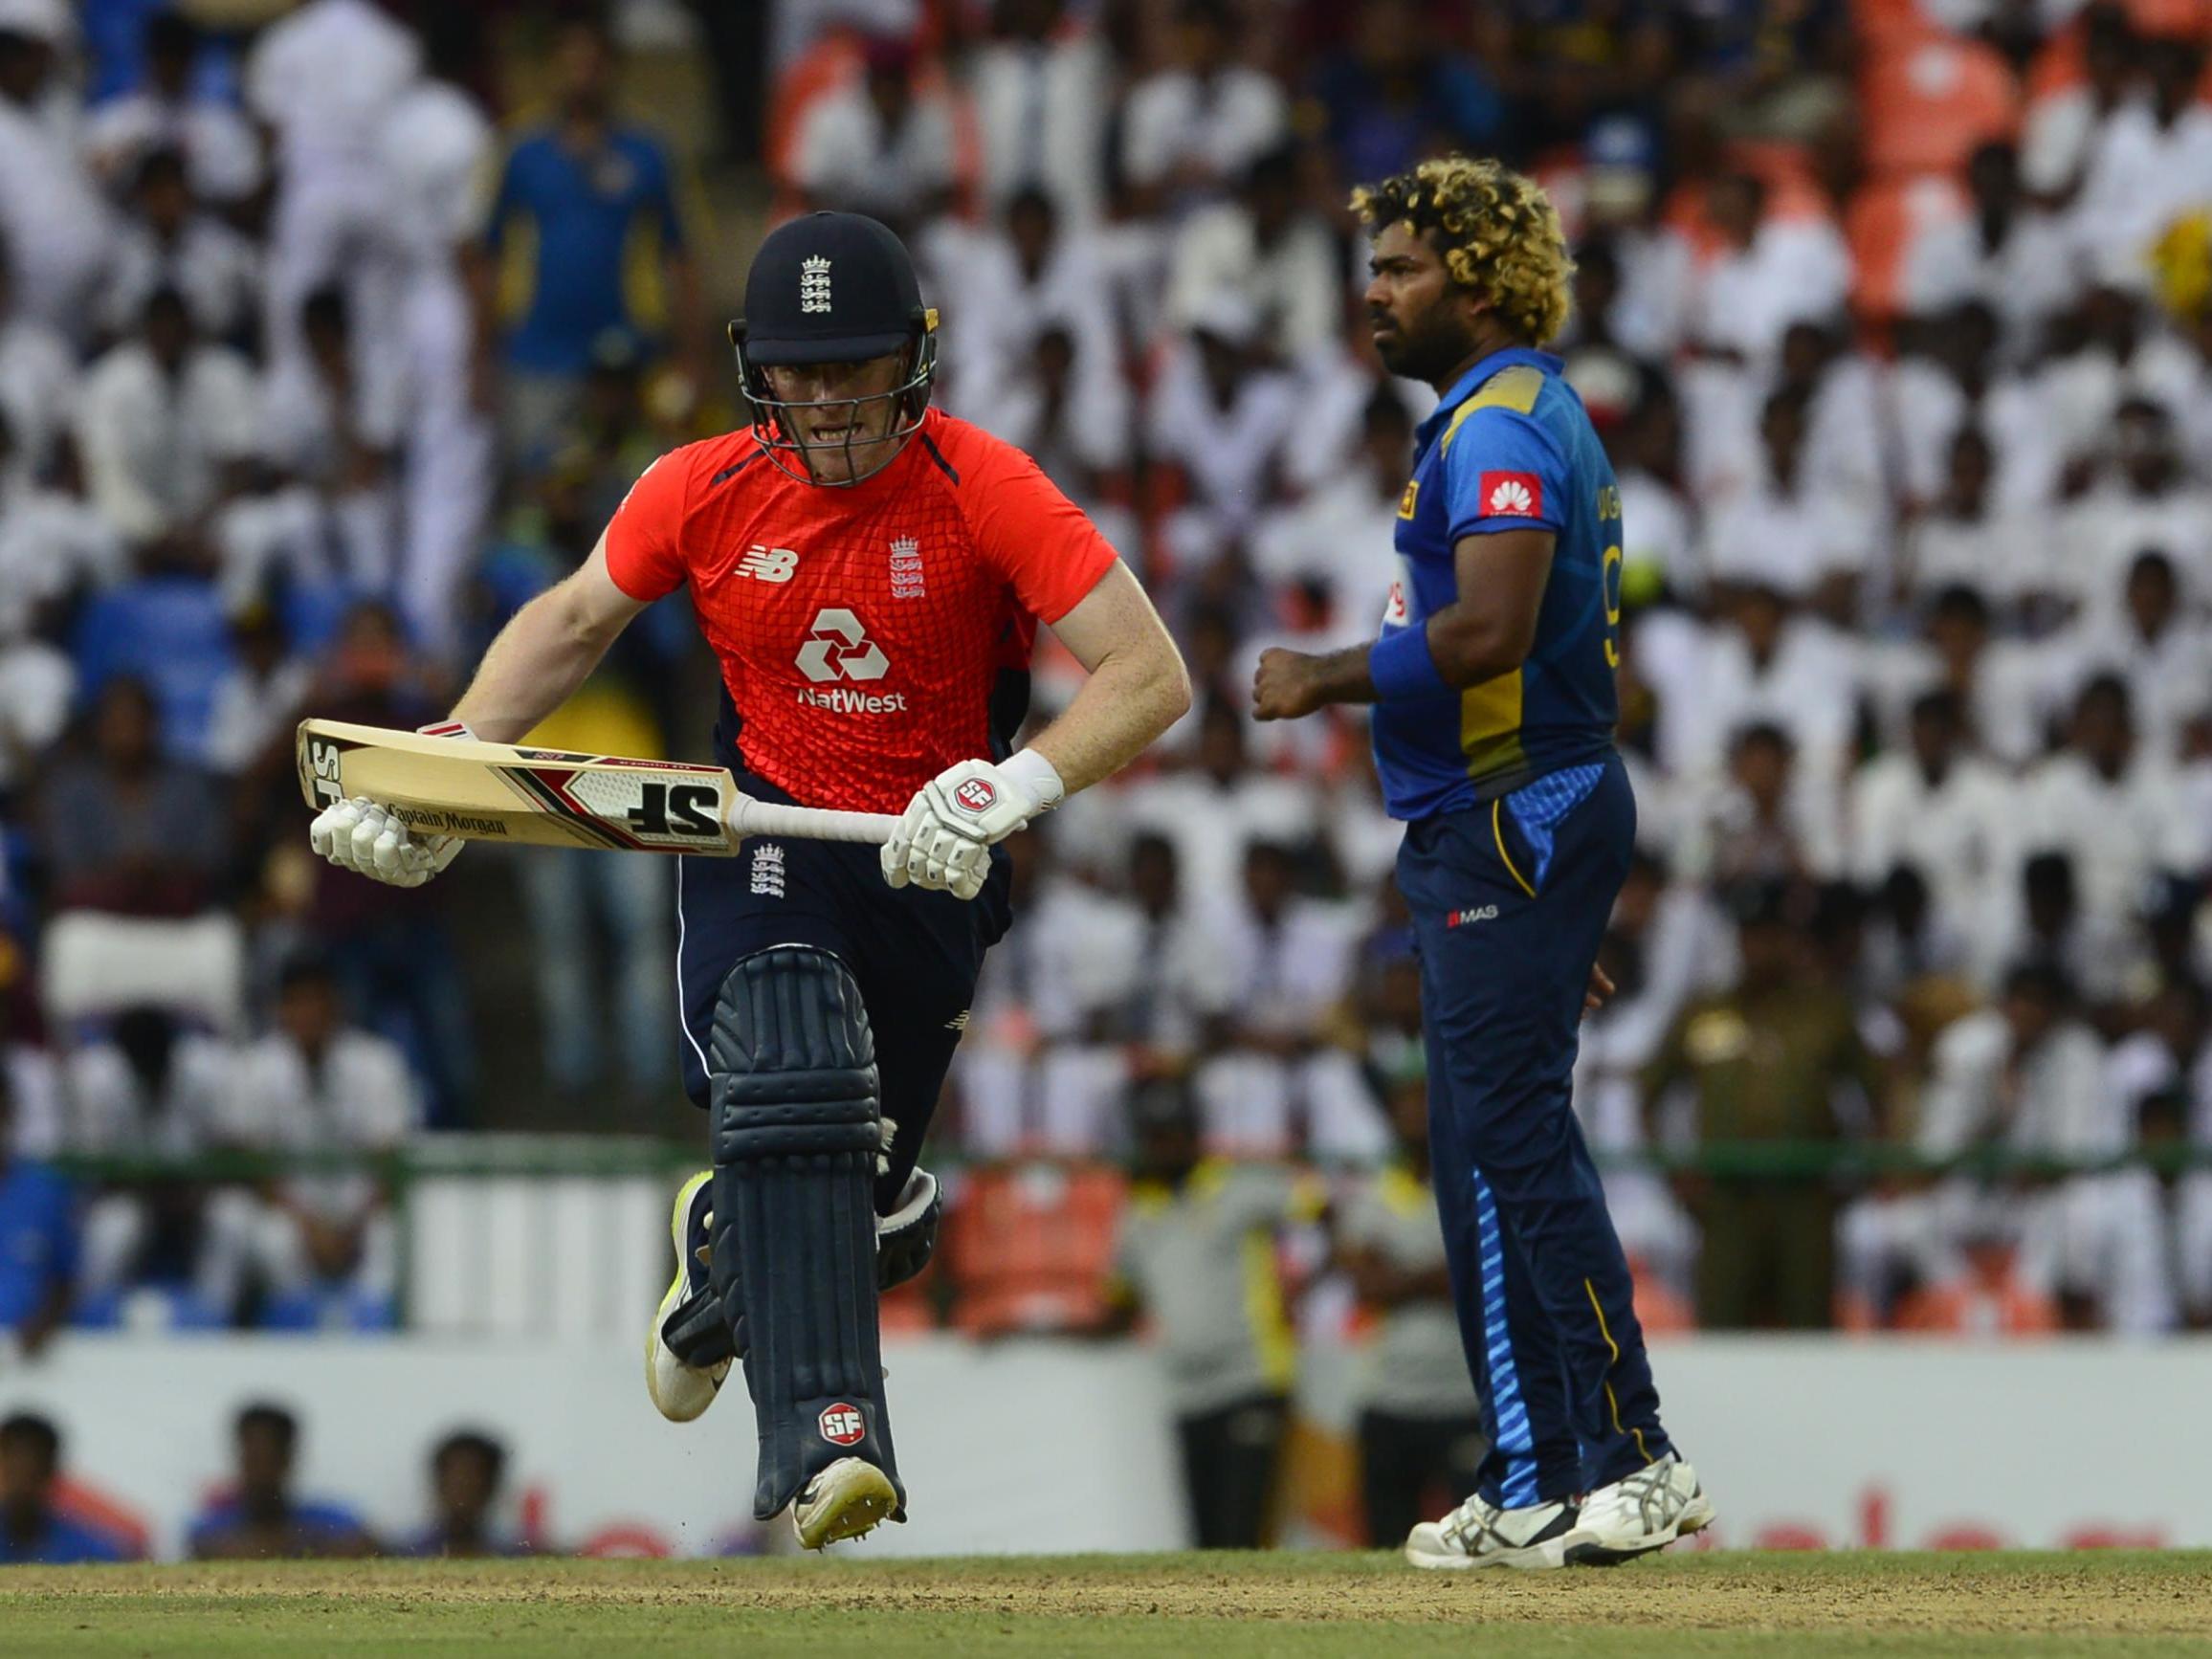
left=2123, top=0, right=2212, bottom=39
left=944, top=1162, right=1127, bottom=1338
left=1627, top=1255, right=1696, bottom=1336
left=1846, top=172, right=1970, bottom=323
left=1661, top=141, right=1835, bottom=265
left=1893, top=1276, right=2060, bottom=1335
left=1862, top=35, right=2022, bottom=180
left=1851, top=0, right=1939, bottom=51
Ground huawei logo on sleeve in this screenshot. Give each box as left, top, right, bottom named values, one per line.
left=1480, top=471, right=1542, bottom=518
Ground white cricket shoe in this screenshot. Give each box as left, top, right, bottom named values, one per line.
left=1405, top=1493, right=1588, bottom=1570
left=644, top=1170, right=729, bottom=1423
left=794, top=1456, right=899, bottom=1551
left=1569, top=1454, right=1715, bottom=1564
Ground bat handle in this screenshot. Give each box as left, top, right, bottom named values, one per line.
left=726, top=796, right=902, bottom=847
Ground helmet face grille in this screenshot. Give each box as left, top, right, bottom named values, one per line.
left=733, top=327, right=938, bottom=488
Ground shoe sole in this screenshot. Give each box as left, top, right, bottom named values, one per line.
left=1405, top=1538, right=1575, bottom=1571
left=644, top=1170, right=723, bottom=1423
left=1565, top=1492, right=1717, bottom=1567
left=795, top=1458, right=900, bottom=1551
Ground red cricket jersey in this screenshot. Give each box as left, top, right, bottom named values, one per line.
left=604, top=409, right=1118, bottom=813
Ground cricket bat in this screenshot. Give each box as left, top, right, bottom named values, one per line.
left=296, top=719, right=899, bottom=855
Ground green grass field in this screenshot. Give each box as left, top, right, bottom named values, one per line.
left=5, top=1550, right=2210, bottom=1657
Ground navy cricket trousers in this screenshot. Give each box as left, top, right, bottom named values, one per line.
left=674, top=767, right=1010, bottom=1212
left=1396, top=753, right=1671, bottom=1508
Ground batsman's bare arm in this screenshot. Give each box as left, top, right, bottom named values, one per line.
left=447, top=536, right=646, bottom=743
left=1021, top=562, right=1191, bottom=793
left=1250, top=526, right=1554, bottom=720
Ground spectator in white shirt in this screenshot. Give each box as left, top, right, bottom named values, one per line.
left=1195, top=840, right=1380, bottom=1160
left=75, top=286, right=259, bottom=546
left=0, top=566, right=68, bottom=797
left=1851, top=689, right=2012, bottom=946
left=1118, top=0, right=1289, bottom=218
left=2011, top=674, right=2199, bottom=935
left=1673, top=721, right=1846, bottom=889
left=2054, top=549, right=2212, bottom=762
left=98, top=146, right=261, bottom=347
left=0, top=7, right=113, bottom=340
left=1703, top=386, right=1879, bottom=615
left=1915, top=964, right=2145, bottom=1327
left=1891, top=300, right=2062, bottom=513
left=65, top=1006, right=264, bottom=1327
left=203, top=604, right=310, bottom=778
left=2068, top=37, right=2212, bottom=275
left=1251, top=386, right=1407, bottom=642
left=1905, top=428, right=2037, bottom=611
left=2018, top=3, right=2135, bottom=206
left=969, top=0, right=1113, bottom=226
left=0, top=235, right=77, bottom=488
left=1681, top=171, right=1850, bottom=369
left=231, top=956, right=418, bottom=1329
left=245, top=0, right=422, bottom=368
left=789, top=34, right=959, bottom=235
left=0, top=409, right=124, bottom=635
left=1145, top=291, right=1300, bottom=565
left=2039, top=287, right=2202, bottom=504
left=935, top=188, right=1129, bottom=476
left=1906, top=141, right=2080, bottom=358
left=1119, top=698, right=1321, bottom=906
left=82, top=10, right=263, bottom=210
left=1164, top=146, right=1339, bottom=365
left=1662, top=583, right=1860, bottom=784
left=376, top=27, right=497, bottom=663
left=2058, top=399, right=2212, bottom=627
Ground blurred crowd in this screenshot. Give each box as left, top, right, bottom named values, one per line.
left=0, top=1403, right=578, bottom=1562
left=0, top=0, right=2210, bottom=1361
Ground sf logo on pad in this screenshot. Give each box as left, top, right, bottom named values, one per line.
left=818, top=1403, right=866, bottom=1446
left=953, top=778, right=997, bottom=814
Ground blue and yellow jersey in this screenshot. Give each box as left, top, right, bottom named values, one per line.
left=1373, top=345, right=1624, bottom=820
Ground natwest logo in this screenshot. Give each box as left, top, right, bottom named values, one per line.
left=795, top=608, right=888, bottom=683
left=798, top=686, right=908, bottom=715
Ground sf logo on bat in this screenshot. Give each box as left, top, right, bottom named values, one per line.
left=624, top=781, right=721, bottom=842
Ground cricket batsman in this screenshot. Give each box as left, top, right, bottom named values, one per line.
left=1250, top=158, right=1713, bottom=1568
left=308, top=211, right=1190, bottom=1548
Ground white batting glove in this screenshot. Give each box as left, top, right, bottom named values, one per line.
left=309, top=797, right=463, bottom=888
left=307, top=719, right=471, bottom=889
left=880, top=752, right=1064, bottom=901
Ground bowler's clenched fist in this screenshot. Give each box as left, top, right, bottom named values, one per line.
left=1251, top=647, right=1328, bottom=722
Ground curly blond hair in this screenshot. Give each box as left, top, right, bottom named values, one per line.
left=1351, top=156, right=1575, bottom=347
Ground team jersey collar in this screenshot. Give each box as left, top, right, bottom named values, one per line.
left=1415, top=345, right=1562, bottom=453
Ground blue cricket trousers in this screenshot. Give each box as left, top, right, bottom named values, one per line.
left=1396, top=753, right=1671, bottom=1507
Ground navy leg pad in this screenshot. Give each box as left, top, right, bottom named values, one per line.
left=708, top=945, right=900, bottom=1520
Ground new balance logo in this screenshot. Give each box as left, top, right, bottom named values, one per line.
left=1446, top=905, right=1499, bottom=927
left=800, top=254, right=832, bottom=315
left=795, top=608, right=888, bottom=682
left=737, top=544, right=798, bottom=583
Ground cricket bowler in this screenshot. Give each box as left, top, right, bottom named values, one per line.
left=309, top=211, right=1191, bottom=1548
left=1250, top=157, right=1713, bottom=1568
